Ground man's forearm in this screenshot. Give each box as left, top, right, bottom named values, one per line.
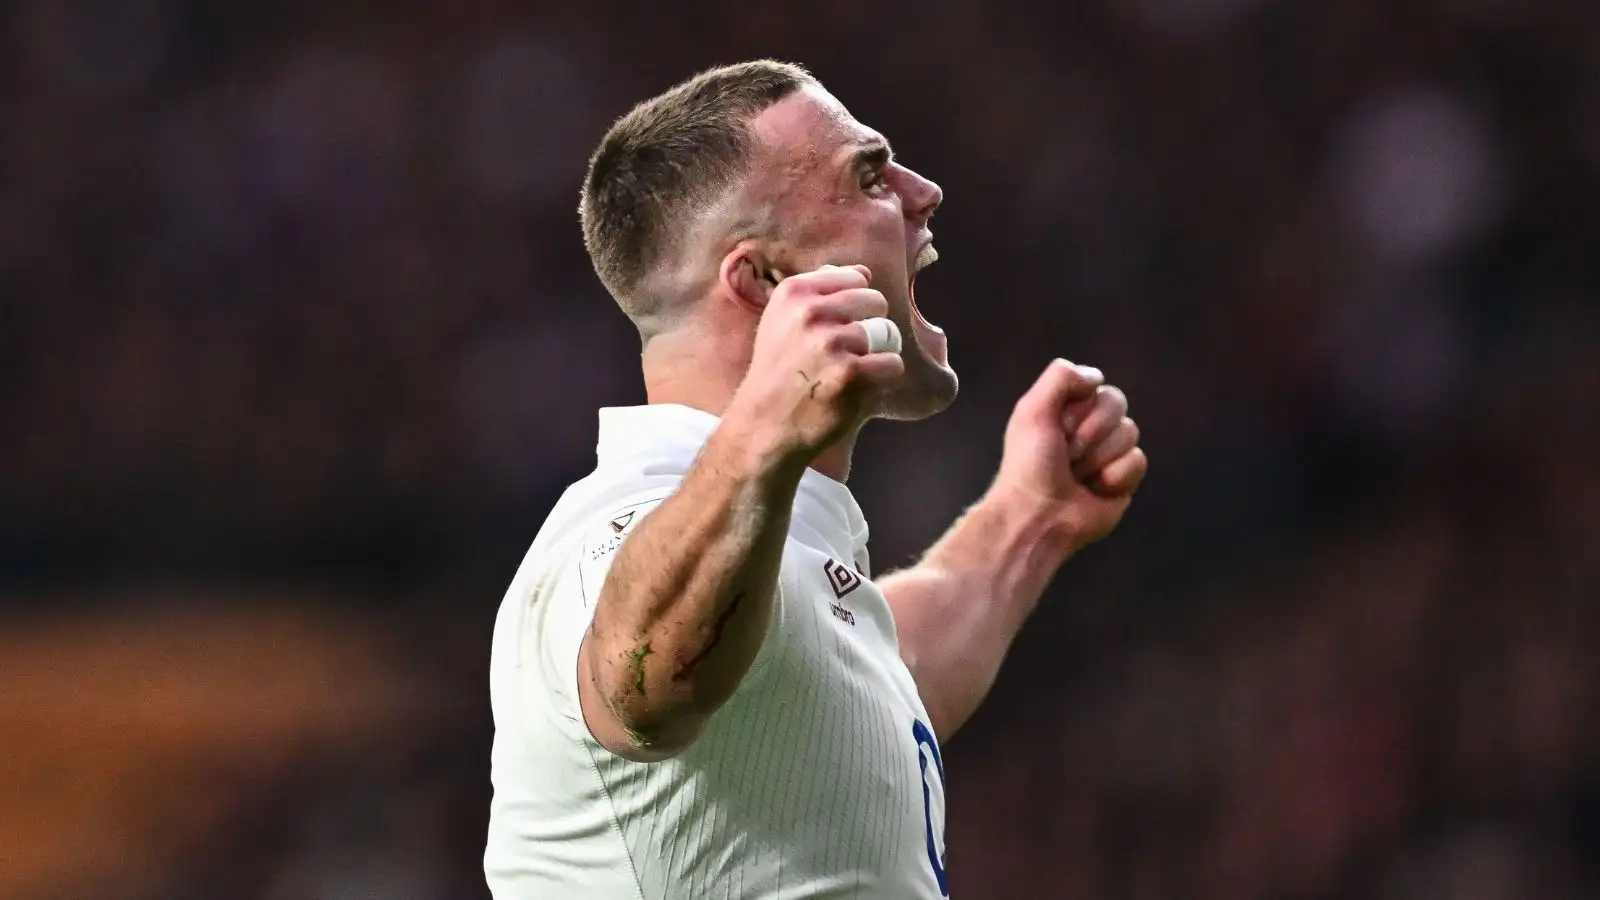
left=878, top=487, right=1079, bottom=739
left=580, top=421, right=803, bottom=761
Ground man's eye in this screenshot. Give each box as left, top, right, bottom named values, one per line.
left=861, top=169, right=888, bottom=194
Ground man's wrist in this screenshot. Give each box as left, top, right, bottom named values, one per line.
left=707, top=409, right=808, bottom=496
left=976, top=481, right=1085, bottom=564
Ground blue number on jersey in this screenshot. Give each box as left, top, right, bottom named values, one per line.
left=912, top=718, right=948, bottom=896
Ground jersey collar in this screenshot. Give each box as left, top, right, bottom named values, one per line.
left=595, top=404, right=870, bottom=559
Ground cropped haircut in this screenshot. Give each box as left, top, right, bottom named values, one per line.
left=579, top=60, right=816, bottom=335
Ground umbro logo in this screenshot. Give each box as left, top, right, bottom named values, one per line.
left=822, top=558, right=862, bottom=599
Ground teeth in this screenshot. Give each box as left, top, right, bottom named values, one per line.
left=915, top=244, right=939, bottom=271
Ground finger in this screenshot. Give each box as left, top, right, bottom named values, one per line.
left=1087, top=446, right=1148, bottom=498
left=789, top=264, right=871, bottom=294
left=849, top=350, right=906, bottom=387
left=1013, top=359, right=1104, bottom=427
left=810, top=287, right=889, bottom=324
left=1072, top=417, right=1139, bottom=480
left=829, top=316, right=901, bottom=357
left=1065, top=386, right=1129, bottom=458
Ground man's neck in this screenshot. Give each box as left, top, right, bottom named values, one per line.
left=641, top=332, right=857, bottom=484
left=808, top=441, right=854, bottom=483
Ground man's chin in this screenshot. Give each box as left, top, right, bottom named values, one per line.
left=876, top=361, right=958, bottom=421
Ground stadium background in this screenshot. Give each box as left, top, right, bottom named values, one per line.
left=2, top=0, right=1598, bottom=897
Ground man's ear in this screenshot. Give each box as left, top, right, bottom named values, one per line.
left=719, top=244, right=783, bottom=316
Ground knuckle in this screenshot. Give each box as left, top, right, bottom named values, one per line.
left=771, top=286, right=804, bottom=316
left=797, top=298, right=830, bottom=327
left=811, top=368, right=851, bottom=403
left=806, top=330, right=835, bottom=360
left=1123, top=417, right=1140, bottom=443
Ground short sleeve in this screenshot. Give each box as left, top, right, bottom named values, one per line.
left=574, top=494, right=672, bottom=611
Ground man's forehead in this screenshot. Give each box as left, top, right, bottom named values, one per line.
left=750, top=85, right=886, bottom=175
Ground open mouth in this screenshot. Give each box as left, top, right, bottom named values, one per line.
left=908, top=243, right=943, bottom=335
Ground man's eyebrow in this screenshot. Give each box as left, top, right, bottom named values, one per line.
left=845, top=140, right=893, bottom=171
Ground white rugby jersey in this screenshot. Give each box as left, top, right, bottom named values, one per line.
left=485, top=404, right=949, bottom=899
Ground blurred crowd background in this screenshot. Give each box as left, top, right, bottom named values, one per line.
left=3, top=0, right=1597, bottom=898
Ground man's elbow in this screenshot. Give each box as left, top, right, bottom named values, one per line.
left=591, top=699, right=708, bottom=762
left=578, top=640, right=709, bottom=762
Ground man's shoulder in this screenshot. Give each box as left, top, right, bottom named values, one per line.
left=531, top=469, right=683, bottom=575
left=541, top=468, right=679, bottom=536
left=572, top=491, right=671, bottom=574
left=489, top=470, right=686, bottom=680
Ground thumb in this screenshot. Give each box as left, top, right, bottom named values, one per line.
left=1013, top=359, right=1104, bottom=427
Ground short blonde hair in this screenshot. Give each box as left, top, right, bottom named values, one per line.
left=579, top=60, right=815, bottom=333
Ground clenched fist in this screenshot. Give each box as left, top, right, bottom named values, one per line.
left=992, top=359, right=1148, bottom=547
left=724, top=264, right=905, bottom=467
